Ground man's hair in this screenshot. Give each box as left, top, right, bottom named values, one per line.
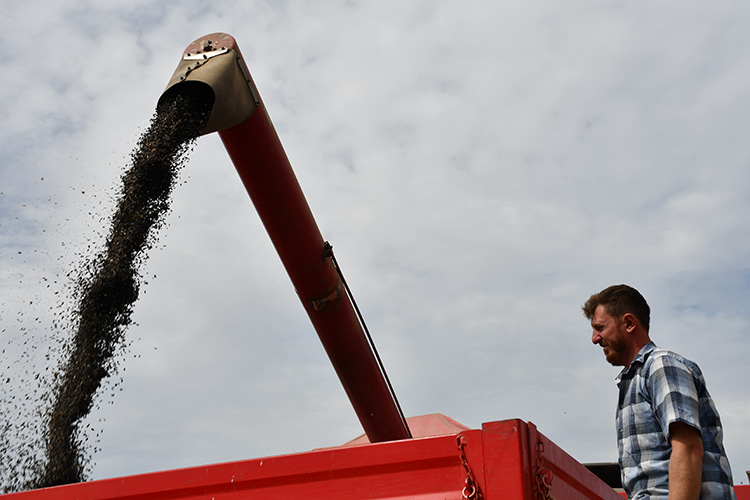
left=582, top=284, right=650, bottom=332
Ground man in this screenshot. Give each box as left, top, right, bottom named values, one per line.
left=582, top=284, right=735, bottom=499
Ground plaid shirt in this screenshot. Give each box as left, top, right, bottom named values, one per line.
left=615, top=342, right=736, bottom=499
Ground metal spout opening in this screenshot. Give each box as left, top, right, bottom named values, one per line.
left=159, top=33, right=259, bottom=136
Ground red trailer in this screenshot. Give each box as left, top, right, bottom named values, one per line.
left=4, top=34, right=747, bottom=500
left=3, top=415, right=748, bottom=499
left=0, top=415, right=629, bottom=500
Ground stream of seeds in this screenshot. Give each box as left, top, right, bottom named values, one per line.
left=2, top=84, right=212, bottom=491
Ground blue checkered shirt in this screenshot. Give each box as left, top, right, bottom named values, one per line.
left=615, top=342, right=735, bottom=499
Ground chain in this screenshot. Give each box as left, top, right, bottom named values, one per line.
left=535, top=441, right=553, bottom=500
left=457, top=435, right=483, bottom=500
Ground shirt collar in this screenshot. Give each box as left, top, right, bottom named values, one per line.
left=615, top=341, right=657, bottom=382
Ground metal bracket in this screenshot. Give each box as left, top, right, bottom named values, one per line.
left=180, top=48, right=260, bottom=107
left=183, top=47, right=229, bottom=61
left=179, top=47, right=230, bottom=81
left=235, top=54, right=261, bottom=107
left=310, top=284, right=344, bottom=312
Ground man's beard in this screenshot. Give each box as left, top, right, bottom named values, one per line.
left=604, top=329, right=629, bottom=367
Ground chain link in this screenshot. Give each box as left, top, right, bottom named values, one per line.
left=457, top=435, right=483, bottom=500
left=535, top=441, right=553, bottom=500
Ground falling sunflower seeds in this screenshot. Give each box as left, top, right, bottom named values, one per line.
left=1, top=84, right=212, bottom=492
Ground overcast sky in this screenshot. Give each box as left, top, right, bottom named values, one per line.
left=1, top=0, right=749, bottom=487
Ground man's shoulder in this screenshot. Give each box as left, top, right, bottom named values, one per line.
left=642, top=347, right=704, bottom=397
left=644, top=346, right=698, bottom=372
left=648, top=347, right=682, bottom=362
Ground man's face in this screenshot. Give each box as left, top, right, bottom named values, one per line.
left=591, top=304, right=630, bottom=367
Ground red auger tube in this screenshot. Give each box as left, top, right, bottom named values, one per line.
left=161, top=33, right=411, bottom=443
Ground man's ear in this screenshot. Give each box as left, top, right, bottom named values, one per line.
left=621, top=313, right=638, bottom=333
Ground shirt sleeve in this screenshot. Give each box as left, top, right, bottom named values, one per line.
left=645, top=353, right=701, bottom=441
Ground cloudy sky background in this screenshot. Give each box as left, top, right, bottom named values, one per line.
left=1, top=0, right=749, bottom=486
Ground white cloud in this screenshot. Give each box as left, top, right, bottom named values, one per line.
left=2, top=0, right=749, bottom=488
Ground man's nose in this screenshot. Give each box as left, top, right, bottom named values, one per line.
left=592, top=330, right=601, bottom=344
